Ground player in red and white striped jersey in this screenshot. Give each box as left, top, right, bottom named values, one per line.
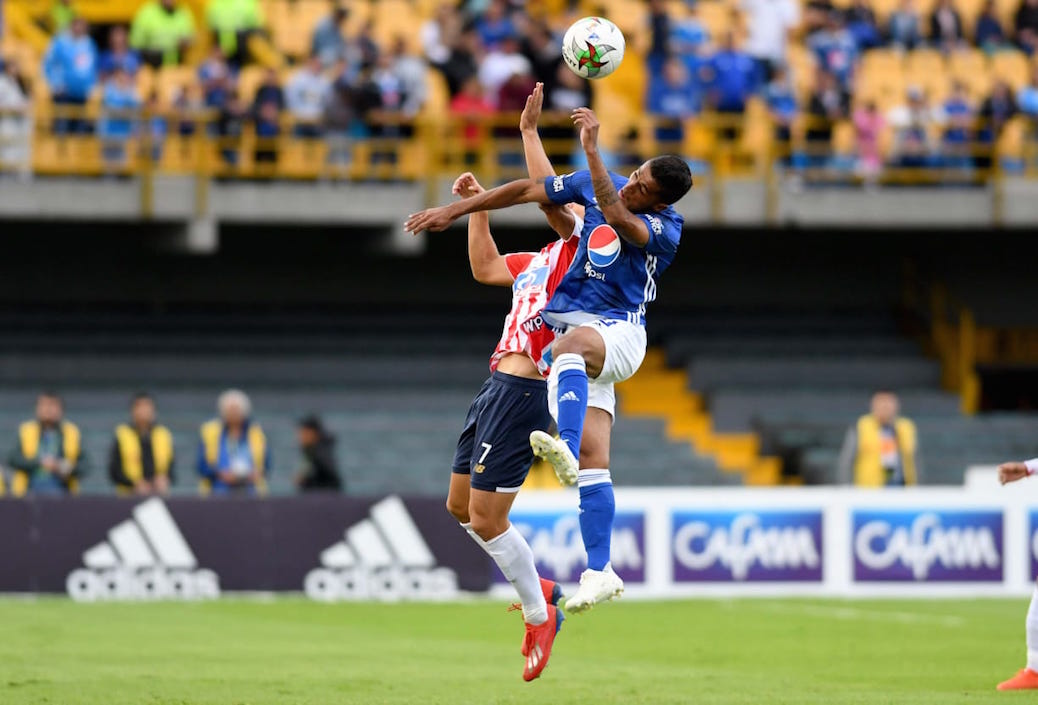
left=443, top=84, right=580, bottom=682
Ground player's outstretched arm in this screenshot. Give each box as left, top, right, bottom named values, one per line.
left=572, top=107, right=652, bottom=247
left=999, top=460, right=1035, bottom=485
left=456, top=173, right=512, bottom=287
left=520, top=83, right=578, bottom=240
left=404, top=178, right=551, bottom=235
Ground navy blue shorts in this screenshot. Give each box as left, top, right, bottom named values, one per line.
left=452, top=371, right=553, bottom=493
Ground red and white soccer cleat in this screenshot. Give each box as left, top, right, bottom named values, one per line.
left=521, top=604, right=564, bottom=682
left=997, top=668, right=1038, bottom=690
left=516, top=578, right=563, bottom=657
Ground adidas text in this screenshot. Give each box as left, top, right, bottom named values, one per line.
left=66, top=498, right=220, bottom=602
left=304, top=495, right=459, bottom=602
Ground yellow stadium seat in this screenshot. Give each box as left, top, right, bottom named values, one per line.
left=696, top=1, right=739, bottom=42
left=156, top=66, right=197, bottom=105
left=786, top=45, right=817, bottom=104
left=998, top=115, right=1026, bottom=160
left=238, top=65, right=271, bottom=103
left=832, top=119, right=856, bottom=155
left=990, top=51, right=1032, bottom=91
left=948, top=47, right=990, bottom=100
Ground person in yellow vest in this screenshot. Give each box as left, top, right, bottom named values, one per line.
left=197, top=389, right=269, bottom=495
left=7, top=392, right=88, bottom=496
left=837, top=390, right=921, bottom=486
left=108, top=392, right=175, bottom=496
left=129, top=0, right=197, bottom=68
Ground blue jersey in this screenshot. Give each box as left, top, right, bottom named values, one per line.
left=543, top=170, right=683, bottom=327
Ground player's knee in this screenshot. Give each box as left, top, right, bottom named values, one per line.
left=445, top=497, right=469, bottom=524
left=469, top=512, right=508, bottom=542
left=579, top=448, right=610, bottom=470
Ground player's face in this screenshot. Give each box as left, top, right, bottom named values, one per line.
left=619, top=162, right=665, bottom=213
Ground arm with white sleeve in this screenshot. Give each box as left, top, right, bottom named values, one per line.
left=999, top=458, right=1038, bottom=485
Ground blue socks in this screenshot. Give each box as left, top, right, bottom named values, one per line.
left=578, top=469, right=614, bottom=571
left=554, top=353, right=588, bottom=460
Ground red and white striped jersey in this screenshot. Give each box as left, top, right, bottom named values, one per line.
left=490, top=219, right=581, bottom=378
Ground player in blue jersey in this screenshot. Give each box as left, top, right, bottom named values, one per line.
left=406, top=107, right=692, bottom=613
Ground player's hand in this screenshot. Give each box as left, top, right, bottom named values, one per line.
left=452, top=172, right=484, bottom=199
left=572, top=107, right=600, bottom=153
left=520, top=82, right=544, bottom=133
left=405, top=205, right=455, bottom=235
left=998, top=461, right=1030, bottom=485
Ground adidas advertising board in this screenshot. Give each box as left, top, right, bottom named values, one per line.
left=2, top=481, right=1038, bottom=598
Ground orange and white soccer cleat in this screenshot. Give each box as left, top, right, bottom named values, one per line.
left=997, top=668, right=1038, bottom=690
left=521, top=604, right=564, bottom=682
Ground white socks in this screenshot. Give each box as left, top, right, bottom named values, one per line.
left=1027, top=586, right=1038, bottom=672
left=577, top=468, right=612, bottom=488
left=462, top=522, right=547, bottom=626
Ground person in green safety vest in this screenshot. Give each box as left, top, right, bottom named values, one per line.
left=129, top=0, right=197, bottom=68
left=206, top=0, right=264, bottom=67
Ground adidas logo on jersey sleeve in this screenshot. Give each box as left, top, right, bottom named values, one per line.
left=66, top=498, right=220, bottom=602
left=304, top=495, right=458, bottom=601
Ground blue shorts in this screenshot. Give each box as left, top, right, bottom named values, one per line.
left=452, top=371, right=553, bottom=493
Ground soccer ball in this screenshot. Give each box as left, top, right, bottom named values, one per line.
left=561, top=17, right=626, bottom=80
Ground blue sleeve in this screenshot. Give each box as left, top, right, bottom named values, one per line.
left=197, top=440, right=215, bottom=478
left=641, top=212, right=681, bottom=256
left=544, top=170, right=593, bottom=206
left=43, top=41, right=61, bottom=87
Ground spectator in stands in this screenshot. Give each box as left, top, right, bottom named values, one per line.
left=806, top=68, right=849, bottom=165
left=853, top=99, right=885, bottom=181
left=206, top=0, right=263, bottom=66
left=197, top=389, right=269, bottom=495
left=0, top=58, right=32, bottom=180
left=741, top=0, right=800, bottom=84
left=294, top=415, right=342, bottom=492
left=198, top=46, right=237, bottom=110
left=99, top=26, right=141, bottom=79
left=7, top=392, right=87, bottom=496
left=929, top=0, right=965, bottom=52
left=887, top=0, right=923, bottom=50
left=705, top=31, right=759, bottom=139
left=479, top=35, right=532, bottom=108
left=286, top=56, right=331, bottom=138
left=173, top=82, right=203, bottom=136
left=1016, top=0, right=1038, bottom=55
left=977, top=79, right=1018, bottom=168
left=648, top=56, right=701, bottom=146
left=450, top=75, right=494, bottom=162
left=1018, top=65, right=1038, bottom=117
left=390, top=38, right=429, bottom=123
left=354, top=20, right=381, bottom=68
left=648, top=0, right=673, bottom=73
left=837, top=390, right=920, bottom=486
left=217, top=88, right=248, bottom=166
left=130, top=0, right=197, bottom=68
left=766, top=65, right=798, bottom=165
left=99, top=67, right=142, bottom=168
left=312, top=4, right=351, bottom=69
left=253, top=99, right=280, bottom=166
left=846, top=0, right=882, bottom=50
left=808, top=11, right=858, bottom=91
left=43, top=16, right=98, bottom=135
left=521, top=20, right=564, bottom=87
left=324, top=58, right=362, bottom=167
left=252, top=67, right=284, bottom=113
left=422, top=2, right=461, bottom=68
left=475, top=0, right=516, bottom=50
left=439, top=24, right=481, bottom=98
left=108, top=392, right=174, bottom=496
left=887, top=85, right=943, bottom=168
left=942, top=80, right=975, bottom=168
left=144, top=90, right=167, bottom=161
left=50, top=0, right=75, bottom=33
left=975, top=0, right=1009, bottom=51
left=541, top=64, right=590, bottom=167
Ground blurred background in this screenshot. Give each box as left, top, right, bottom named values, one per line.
left=0, top=0, right=1037, bottom=501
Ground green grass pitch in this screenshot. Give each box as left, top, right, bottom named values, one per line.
left=0, top=597, right=1031, bottom=704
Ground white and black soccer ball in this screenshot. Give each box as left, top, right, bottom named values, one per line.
left=561, top=17, right=626, bottom=80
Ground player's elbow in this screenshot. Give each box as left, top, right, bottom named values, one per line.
left=470, top=260, right=498, bottom=285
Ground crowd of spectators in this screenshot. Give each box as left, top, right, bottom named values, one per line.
left=645, top=0, right=1038, bottom=177
left=0, top=390, right=342, bottom=497
left=5, top=0, right=1038, bottom=179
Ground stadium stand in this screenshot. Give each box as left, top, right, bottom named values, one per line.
left=0, top=306, right=732, bottom=495
left=2, top=0, right=1038, bottom=183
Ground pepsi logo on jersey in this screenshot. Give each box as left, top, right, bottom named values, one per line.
left=587, top=225, right=621, bottom=268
